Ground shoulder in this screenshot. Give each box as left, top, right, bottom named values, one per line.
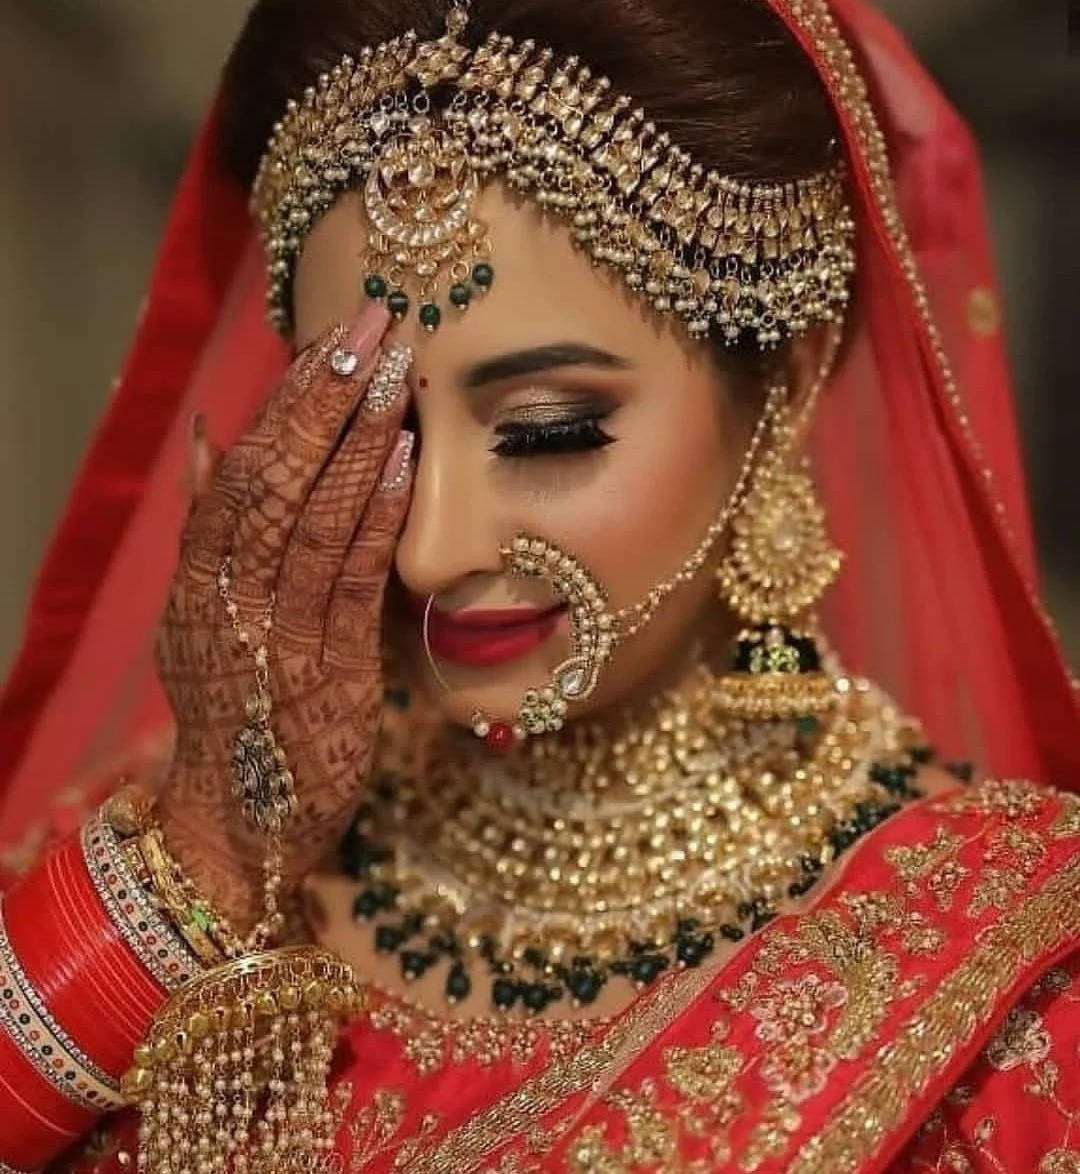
left=840, top=772, right=1080, bottom=953
left=656, top=775, right=1078, bottom=1169
left=890, top=945, right=1080, bottom=1173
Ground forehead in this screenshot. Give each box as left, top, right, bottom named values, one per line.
left=291, top=182, right=687, bottom=373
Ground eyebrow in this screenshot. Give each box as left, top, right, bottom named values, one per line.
left=461, top=343, right=632, bottom=389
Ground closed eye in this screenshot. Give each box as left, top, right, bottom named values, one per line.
left=491, top=416, right=616, bottom=458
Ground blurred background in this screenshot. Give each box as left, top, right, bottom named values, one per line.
left=0, top=0, right=1077, bottom=675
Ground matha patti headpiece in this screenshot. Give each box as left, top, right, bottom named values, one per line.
left=252, top=2, right=856, bottom=346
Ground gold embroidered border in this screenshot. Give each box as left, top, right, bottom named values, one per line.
left=404, top=963, right=718, bottom=1174
left=789, top=854, right=1080, bottom=1174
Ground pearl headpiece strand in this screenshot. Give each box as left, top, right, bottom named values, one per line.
left=252, top=3, right=855, bottom=346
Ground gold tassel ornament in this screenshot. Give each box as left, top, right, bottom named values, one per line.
left=123, top=948, right=363, bottom=1174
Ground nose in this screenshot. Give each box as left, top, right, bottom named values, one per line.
left=393, top=433, right=504, bottom=601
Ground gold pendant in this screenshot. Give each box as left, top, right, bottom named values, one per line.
left=362, top=114, right=492, bottom=331
left=231, top=691, right=295, bottom=833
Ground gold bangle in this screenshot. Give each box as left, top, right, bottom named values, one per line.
left=137, top=828, right=230, bottom=966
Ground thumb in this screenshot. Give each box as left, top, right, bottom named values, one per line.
left=187, top=413, right=219, bottom=501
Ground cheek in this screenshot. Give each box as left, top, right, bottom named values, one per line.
left=537, top=393, right=726, bottom=601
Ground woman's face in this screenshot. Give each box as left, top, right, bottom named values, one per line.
left=293, top=184, right=761, bottom=730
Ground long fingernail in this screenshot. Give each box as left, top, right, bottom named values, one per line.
left=348, top=300, right=390, bottom=349
left=379, top=429, right=415, bottom=492
left=328, top=303, right=391, bottom=378
left=364, top=342, right=413, bottom=415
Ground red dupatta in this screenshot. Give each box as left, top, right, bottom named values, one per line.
left=57, top=778, right=1080, bottom=1173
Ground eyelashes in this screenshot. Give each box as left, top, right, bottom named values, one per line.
left=491, top=415, right=616, bottom=459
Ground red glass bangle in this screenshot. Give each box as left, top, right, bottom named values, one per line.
left=0, top=998, right=97, bottom=1171
left=0, top=825, right=179, bottom=1171
left=6, top=837, right=161, bottom=1074
left=47, top=846, right=159, bottom=1047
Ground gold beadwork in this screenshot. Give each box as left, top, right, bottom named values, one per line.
left=217, top=559, right=294, bottom=836
left=122, top=947, right=363, bottom=1174
left=716, top=456, right=842, bottom=627
left=213, top=556, right=291, bottom=953
left=357, top=664, right=923, bottom=984
left=499, top=534, right=614, bottom=734
left=716, top=350, right=843, bottom=630
left=251, top=8, right=855, bottom=344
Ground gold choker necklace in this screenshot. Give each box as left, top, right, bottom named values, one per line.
left=342, top=666, right=929, bottom=1013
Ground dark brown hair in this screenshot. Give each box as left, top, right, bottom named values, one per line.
left=220, top=0, right=842, bottom=369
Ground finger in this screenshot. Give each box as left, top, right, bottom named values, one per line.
left=323, top=427, right=416, bottom=674
left=276, top=344, right=413, bottom=649
left=194, top=305, right=393, bottom=595
left=188, top=414, right=218, bottom=501
left=179, top=322, right=359, bottom=583
left=227, top=309, right=395, bottom=600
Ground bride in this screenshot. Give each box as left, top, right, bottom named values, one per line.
left=0, top=0, right=1077, bottom=1170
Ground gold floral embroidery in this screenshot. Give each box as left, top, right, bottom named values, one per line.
left=403, top=963, right=717, bottom=1174
left=841, top=890, right=903, bottom=929
left=1041, top=1151, right=1080, bottom=1174
left=841, top=891, right=946, bottom=957
left=937, top=777, right=1046, bottom=819
left=901, top=911, right=947, bottom=956
left=366, top=993, right=599, bottom=1076
left=1051, top=794, right=1080, bottom=840
left=966, top=867, right=1025, bottom=917
left=664, top=1022, right=744, bottom=1104
left=885, top=826, right=969, bottom=908
left=986, top=823, right=1047, bottom=874
left=567, top=1084, right=679, bottom=1172
left=787, top=855, right=1080, bottom=1174
left=713, top=970, right=759, bottom=1013
left=563, top=1047, right=747, bottom=1174
left=796, top=912, right=901, bottom=1060
left=391, top=1113, right=443, bottom=1171
left=985, top=1006, right=1052, bottom=1069
left=909, top=957, right=1080, bottom=1174
left=751, top=974, right=847, bottom=1103
left=726, top=908, right=905, bottom=1170
left=348, top=1088, right=408, bottom=1167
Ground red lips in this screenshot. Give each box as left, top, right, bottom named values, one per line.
left=406, top=593, right=566, bottom=668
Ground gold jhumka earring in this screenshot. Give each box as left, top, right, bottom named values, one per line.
left=714, top=334, right=844, bottom=720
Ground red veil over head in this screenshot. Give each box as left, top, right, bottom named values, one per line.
left=0, top=0, right=1076, bottom=864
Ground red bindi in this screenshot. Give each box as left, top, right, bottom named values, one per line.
left=419, top=375, right=429, bottom=389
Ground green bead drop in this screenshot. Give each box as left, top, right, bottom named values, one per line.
left=419, top=303, right=442, bottom=332
left=387, top=290, right=410, bottom=320
left=364, top=273, right=388, bottom=300
left=449, top=282, right=472, bottom=309
left=472, top=262, right=495, bottom=291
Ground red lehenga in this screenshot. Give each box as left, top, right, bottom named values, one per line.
left=0, top=0, right=1077, bottom=1171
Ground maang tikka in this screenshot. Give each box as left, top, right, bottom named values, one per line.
left=252, top=0, right=855, bottom=344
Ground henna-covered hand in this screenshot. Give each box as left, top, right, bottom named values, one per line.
left=155, top=306, right=415, bottom=926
